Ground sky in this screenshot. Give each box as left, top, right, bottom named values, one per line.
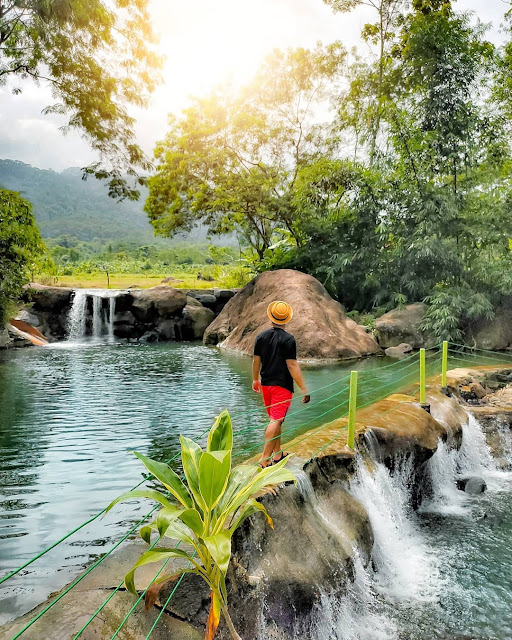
left=0, top=0, right=507, bottom=172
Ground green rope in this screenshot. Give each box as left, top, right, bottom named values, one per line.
left=0, top=346, right=436, bottom=588
left=8, top=506, right=159, bottom=640
left=449, top=342, right=512, bottom=358
left=307, top=384, right=422, bottom=460
left=6, top=344, right=452, bottom=639
left=447, top=353, right=512, bottom=368
left=72, top=532, right=165, bottom=639
left=144, top=570, right=189, bottom=640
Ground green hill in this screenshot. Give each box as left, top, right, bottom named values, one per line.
left=0, top=159, right=203, bottom=244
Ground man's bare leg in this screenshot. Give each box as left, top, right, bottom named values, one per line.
left=259, top=419, right=282, bottom=466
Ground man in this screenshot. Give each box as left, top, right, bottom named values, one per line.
left=252, top=300, right=310, bottom=467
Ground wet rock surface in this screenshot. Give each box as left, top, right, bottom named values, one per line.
left=375, top=303, right=434, bottom=349
left=204, top=269, right=381, bottom=360
left=3, top=367, right=510, bottom=640
left=385, top=342, right=413, bottom=358
left=456, top=476, right=487, bottom=494
left=20, top=284, right=238, bottom=342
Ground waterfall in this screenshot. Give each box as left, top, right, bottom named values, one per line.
left=349, top=454, right=440, bottom=603
left=458, top=413, right=496, bottom=476
left=67, top=290, right=88, bottom=340
left=66, top=289, right=119, bottom=342
left=108, top=297, right=116, bottom=341
left=92, top=295, right=103, bottom=339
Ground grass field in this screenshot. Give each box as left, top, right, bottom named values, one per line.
left=34, top=270, right=248, bottom=290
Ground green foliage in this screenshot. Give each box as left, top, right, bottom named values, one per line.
left=145, top=43, right=346, bottom=258
left=266, top=3, right=512, bottom=340
left=0, top=2, right=162, bottom=199
left=107, top=410, right=295, bottom=640
left=0, top=189, right=46, bottom=324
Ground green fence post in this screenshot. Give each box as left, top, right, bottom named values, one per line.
left=442, top=341, right=448, bottom=388
left=347, top=371, right=358, bottom=449
left=419, top=348, right=426, bottom=405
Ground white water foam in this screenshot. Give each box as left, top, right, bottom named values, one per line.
left=66, top=289, right=120, bottom=342
left=92, top=295, right=103, bottom=339
left=349, top=454, right=440, bottom=603
left=458, top=414, right=496, bottom=477
left=67, top=290, right=88, bottom=340
left=312, top=553, right=398, bottom=640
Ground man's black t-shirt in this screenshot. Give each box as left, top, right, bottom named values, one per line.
left=254, top=327, right=297, bottom=393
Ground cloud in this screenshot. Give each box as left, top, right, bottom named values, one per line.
left=0, top=0, right=506, bottom=172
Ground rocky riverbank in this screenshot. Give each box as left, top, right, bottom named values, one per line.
left=16, top=284, right=239, bottom=343
left=3, top=366, right=510, bottom=640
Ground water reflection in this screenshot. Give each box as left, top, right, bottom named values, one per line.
left=0, top=343, right=502, bottom=624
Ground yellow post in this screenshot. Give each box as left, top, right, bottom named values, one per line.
left=441, top=341, right=448, bottom=388
left=347, top=371, right=358, bottom=449
left=419, top=348, right=426, bottom=405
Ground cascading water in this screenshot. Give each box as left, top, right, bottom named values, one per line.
left=92, top=295, right=103, bottom=338
left=458, top=413, right=496, bottom=476
left=66, top=289, right=120, bottom=342
left=108, top=296, right=116, bottom=341
left=67, top=290, right=88, bottom=340
left=348, top=450, right=440, bottom=603
left=330, top=414, right=510, bottom=640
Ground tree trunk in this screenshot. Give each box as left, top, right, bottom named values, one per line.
left=221, top=606, right=242, bottom=640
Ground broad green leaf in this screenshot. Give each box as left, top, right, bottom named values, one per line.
left=203, top=530, right=232, bottom=574
left=224, top=456, right=295, bottom=518
left=215, top=464, right=259, bottom=514
left=156, top=506, right=181, bottom=537
left=178, top=508, right=204, bottom=536
left=199, top=450, right=231, bottom=511
left=219, top=573, right=228, bottom=605
left=180, top=435, right=205, bottom=511
left=106, top=489, right=176, bottom=514
left=140, top=525, right=154, bottom=544
left=133, top=452, right=193, bottom=509
left=124, top=548, right=194, bottom=595
left=207, top=410, right=233, bottom=452
left=229, top=498, right=273, bottom=532
left=161, top=518, right=196, bottom=547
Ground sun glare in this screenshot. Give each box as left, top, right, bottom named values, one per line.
left=151, top=0, right=321, bottom=109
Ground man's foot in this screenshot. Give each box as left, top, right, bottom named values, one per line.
left=272, top=452, right=290, bottom=464
left=258, top=458, right=272, bottom=468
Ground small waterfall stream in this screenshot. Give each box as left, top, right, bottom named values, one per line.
left=67, top=289, right=118, bottom=342
left=260, top=413, right=511, bottom=640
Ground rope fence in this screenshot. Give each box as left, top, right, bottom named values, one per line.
left=4, top=340, right=512, bottom=639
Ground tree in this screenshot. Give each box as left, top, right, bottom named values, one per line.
left=324, top=0, right=405, bottom=158
left=108, top=410, right=296, bottom=640
left=145, top=43, right=346, bottom=259
left=0, top=0, right=162, bottom=199
left=269, top=3, right=511, bottom=340
left=0, top=189, right=46, bottom=324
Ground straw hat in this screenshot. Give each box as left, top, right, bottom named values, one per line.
left=267, top=300, right=293, bottom=325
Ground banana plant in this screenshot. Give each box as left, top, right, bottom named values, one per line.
left=107, top=410, right=296, bottom=640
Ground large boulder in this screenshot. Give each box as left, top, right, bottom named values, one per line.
left=203, top=270, right=380, bottom=360
left=182, top=297, right=215, bottom=340
left=375, top=303, right=434, bottom=348
left=385, top=343, right=413, bottom=359
left=22, top=284, right=74, bottom=340
left=464, top=297, right=512, bottom=351
left=130, top=285, right=187, bottom=321
left=25, top=283, right=73, bottom=312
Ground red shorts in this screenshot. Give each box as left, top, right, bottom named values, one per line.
left=261, top=385, right=293, bottom=422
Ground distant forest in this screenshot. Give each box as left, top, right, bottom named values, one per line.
left=0, top=159, right=215, bottom=245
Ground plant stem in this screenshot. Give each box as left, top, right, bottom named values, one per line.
left=221, top=606, right=242, bottom=640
